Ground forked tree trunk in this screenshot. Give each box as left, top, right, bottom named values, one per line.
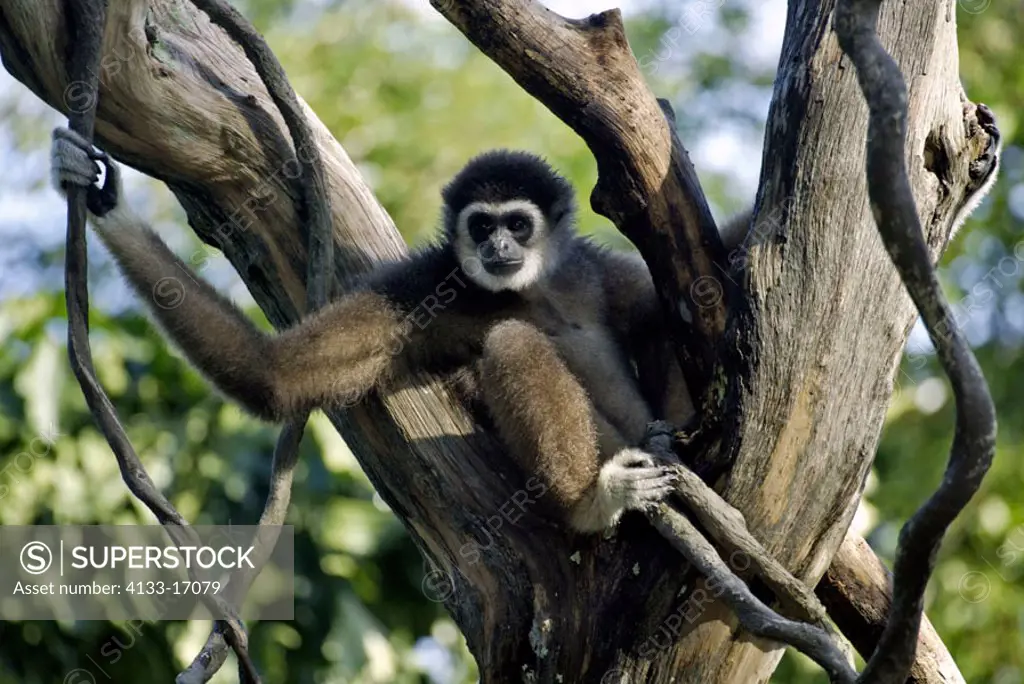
left=0, top=0, right=991, bottom=681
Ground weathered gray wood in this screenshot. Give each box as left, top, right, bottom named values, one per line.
left=692, top=1, right=993, bottom=679
left=0, top=0, right=992, bottom=681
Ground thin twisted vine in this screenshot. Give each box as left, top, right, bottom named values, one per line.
left=177, top=1, right=336, bottom=683
left=59, top=0, right=334, bottom=682
left=835, top=1, right=997, bottom=682
left=61, top=1, right=259, bottom=681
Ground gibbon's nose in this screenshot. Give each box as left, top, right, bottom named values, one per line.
left=483, top=234, right=523, bottom=265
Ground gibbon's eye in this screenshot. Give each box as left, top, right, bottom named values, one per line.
left=467, top=213, right=494, bottom=243
left=507, top=212, right=533, bottom=240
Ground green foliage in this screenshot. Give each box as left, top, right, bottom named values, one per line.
left=1, top=1, right=1022, bottom=682
left=265, top=3, right=619, bottom=248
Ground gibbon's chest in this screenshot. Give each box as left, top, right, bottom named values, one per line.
left=516, top=288, right=629, bottom=384
left=516, top=288, right=649, bottom=439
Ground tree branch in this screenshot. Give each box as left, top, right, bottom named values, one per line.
left=650, top=506, right=856, bottom=684
left=817, top=534, right=965, bottom=684
left=834, top=1, right=997, bottom=681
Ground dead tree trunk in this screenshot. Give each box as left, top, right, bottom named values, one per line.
left=0, top=0, right=993, bottom=681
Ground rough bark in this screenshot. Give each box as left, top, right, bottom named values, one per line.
left=695, top=0, right=992, bottom=679
left=0, top=0, right=991, bottom=681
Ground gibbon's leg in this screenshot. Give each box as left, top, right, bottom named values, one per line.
left=478, top=320, right=677, bottom=533
left=51, top=126, right=413, bottom=421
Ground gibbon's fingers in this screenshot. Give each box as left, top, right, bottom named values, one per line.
left=53, top=126, right=110, bottom=161
left=611, top=467, right=679, bottom=483
left=569, top=451, right=678, bottom=531
left=600, top=449, right=678, bottom=504
left=623, top=475, right=678, bottom=498
left=612, top=475, right=678, bottom=511
left=51, top=127, right=124, bottom=218
left=51, top=133, right=101, bottom=191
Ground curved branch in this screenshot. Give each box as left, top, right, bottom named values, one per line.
left=834, top=2, right=998, bottom=682
left=650, top=506, right=857, bottom=684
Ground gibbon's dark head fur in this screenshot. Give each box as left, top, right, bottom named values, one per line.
left=441, top=150, right=576, bottom=226
left=441, top=150, right=578, bottom=292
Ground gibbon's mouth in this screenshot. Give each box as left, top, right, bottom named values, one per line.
left=483, top=259, right=523, bottom=275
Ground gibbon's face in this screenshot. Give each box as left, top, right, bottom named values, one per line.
left=453, top=199, right=550, bottom=292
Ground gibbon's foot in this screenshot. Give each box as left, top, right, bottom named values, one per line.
left=572, top=448, right=679, bottom=532
left=50, top=127, right=121, bottom=217
left=604, top=449, right=679, bottom=506
left=973, top=103, right=1000, bottom=182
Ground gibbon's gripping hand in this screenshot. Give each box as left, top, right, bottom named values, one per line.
left=51, top=127, right=122, bottom=218
left=572, top=448, right=679, bottom=531
left=601, top=449, right=678, bottom=508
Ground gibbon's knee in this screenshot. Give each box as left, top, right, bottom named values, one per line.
left=478, top=320, right=600, bottom=513
left=481, top=319, right=546, bottom=362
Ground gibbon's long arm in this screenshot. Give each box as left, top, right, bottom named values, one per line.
left=52, top=127, right=410, bottom=421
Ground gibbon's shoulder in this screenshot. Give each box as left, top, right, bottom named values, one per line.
left=355, top=241, right=453, bottom=304
left=563, top=236, right=649, bottom=279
